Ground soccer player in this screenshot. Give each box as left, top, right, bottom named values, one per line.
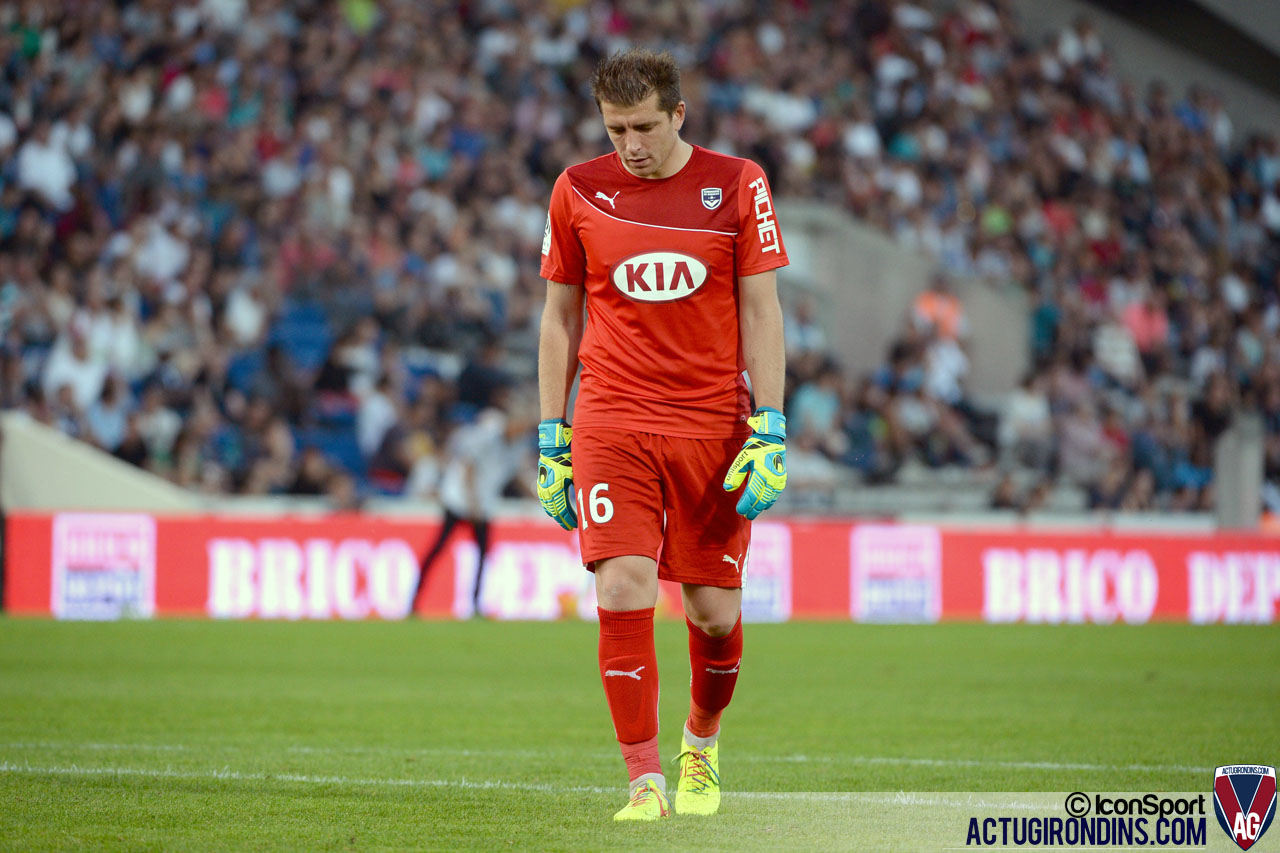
left=536, top=49, right=789, bottom=821
left=410, top=388, right=532, bottom=617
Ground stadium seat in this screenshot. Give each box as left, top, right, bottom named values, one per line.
left=226, top=349, right=265, bottom=394
left=292, top=425, right=367, bottom=479
left=268, top=301, right=332, bottom=373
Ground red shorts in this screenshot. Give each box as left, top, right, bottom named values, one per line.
left=572, top=428, right=750, bottom=588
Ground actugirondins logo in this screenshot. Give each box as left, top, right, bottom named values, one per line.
left=1214, top=765, right=1276, bottom=850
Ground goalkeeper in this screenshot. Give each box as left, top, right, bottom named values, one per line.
left=536, top=49, right=789, bottom=822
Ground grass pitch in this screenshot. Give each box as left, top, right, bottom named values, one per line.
left=0, top=619, right=1276, bottom=850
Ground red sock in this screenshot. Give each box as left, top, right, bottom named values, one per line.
left=686, top=615, right=742, bottom=738
left=598, top=607, right=660, bottom=780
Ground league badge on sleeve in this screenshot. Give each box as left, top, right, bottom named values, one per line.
left=1214, top=765, right=1276, bottom=850
left=701, top=187, right=722, bottom=210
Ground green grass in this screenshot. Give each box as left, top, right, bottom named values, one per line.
left=0, top=619, right=1276, bottom=850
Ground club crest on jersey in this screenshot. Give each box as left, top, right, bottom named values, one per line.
left=701, top=187, right=722, bottom=210
left=1214, top=765, right=1276, bottom=850
left=610, top=251, right=708, bottom=303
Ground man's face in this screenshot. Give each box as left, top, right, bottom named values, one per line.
left=600, top=92, right=685, bottom=179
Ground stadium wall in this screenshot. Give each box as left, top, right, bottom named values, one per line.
left=1009, top=0, right=1280, bottom=135
left=5, top=511, right=1277, bottom=625
left=0, top=412, right=201, bottom=513
left=777, top=202, right=1029, bottom=399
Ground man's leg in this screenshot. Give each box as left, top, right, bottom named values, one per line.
left=654, top=433, right=751, bottom=815
left=409, top=509, right=462, bottom=614
left=570, top=428, right=667, bottom=818
left=680, top=583, right=744, bottom=741
left=595, top=555, right=669, bottom=819
left=674, top=583, right=741, bottom=815
left=470, top=517, right=490, bottom=613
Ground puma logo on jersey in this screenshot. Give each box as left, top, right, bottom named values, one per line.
left=705, top=663, right=740, bottom=675
left=722, top=554, right=740, bottom=571
left=595, top=190, right=621, bottom=209
left=610, top=251, right=708, bottom=303
left=605, top=665, right=645, bottom=680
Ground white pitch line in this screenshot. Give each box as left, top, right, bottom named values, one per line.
left=0, top=760, right=597, bottom=794
left=762, top=755, right=1211, bottom=775
left=0, top=762, right=1067, bottom=806
left=3, top=741, right=192, bottom=753
left=0, top=740, right=1211, bottom=776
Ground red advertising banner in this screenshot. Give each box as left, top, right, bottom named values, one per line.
left=4, top=512, right=1278, bottom=623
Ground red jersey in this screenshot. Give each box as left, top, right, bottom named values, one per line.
left=540, top=145, right=789, bottom=438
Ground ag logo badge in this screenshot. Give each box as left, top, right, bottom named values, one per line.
left=701, top=187, right=722, bottom=210
left=1214, top=765, right=1276, bottom=850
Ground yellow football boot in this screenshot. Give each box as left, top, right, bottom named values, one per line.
left=674, top=736, right=721, bottom=815
left=612, top=778, right=671, bottom=821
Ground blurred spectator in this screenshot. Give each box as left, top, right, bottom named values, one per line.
left=135, top=385, right=182, bottom=468
left=358, top=374, right=400, bottom=458
left=456, top=338, right=511, bottom=413
left=990, top=474, right=1020, bottom=510
left=783, top=293, right=828, bottom=360
left=114, top=413, right=150, bottom=469
left=999, top=372, right=1053, bottom=470
left=85, top=377, right=131, bottom=452
left=1058, top=400, right=1110, bottom=488
left=16, top=119, right=76, bottom=211
left=911, top=275, right=968, bottom=342
left=290, top=448, right=333, bottom=498
left=42, top=325, right=107, bottom=412
left=789, top=358, right=846, bottom=456
left=326, top=471, right=362, bottom=512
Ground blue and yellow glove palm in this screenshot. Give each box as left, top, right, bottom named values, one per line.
left=537, top=419, right=577, bottom=530
left=723, top=408, right=787, bottom=520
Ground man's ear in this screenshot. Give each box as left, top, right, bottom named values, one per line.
left=672, top=101, right=686, bottom=132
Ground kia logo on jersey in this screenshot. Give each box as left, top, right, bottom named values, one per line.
left=610, top=251, right=708, bottom=302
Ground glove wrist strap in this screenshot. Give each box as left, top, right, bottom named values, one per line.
left=538, top=418, right=572, bottom=450
left=749, top=407, right=786, bottom=440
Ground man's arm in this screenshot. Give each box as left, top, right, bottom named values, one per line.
left=738, top=270, right=785, bottom=411
left=538, top=281, right=585, bottom=420
left=724, top=269, right=788, bottom=520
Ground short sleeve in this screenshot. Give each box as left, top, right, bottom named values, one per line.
left=734, top=160, right=789, bottom=277
left=539, top=171, right=586, bottom=285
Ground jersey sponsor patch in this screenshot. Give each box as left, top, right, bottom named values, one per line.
left=748, top=176, right=781, bottom=254
left=609, top=250, right=708, bottom=302
left=541, top=214, right=551, bottom=256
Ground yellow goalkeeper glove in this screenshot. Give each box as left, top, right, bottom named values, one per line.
left=722, top=407, right=787, bottom=520
left=537, top=419, right=577, bottom=530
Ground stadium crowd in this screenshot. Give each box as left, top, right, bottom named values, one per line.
left=0, top=0, right=1276, bottom=512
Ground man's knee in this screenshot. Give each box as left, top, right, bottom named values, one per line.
left=682, top=584, right=742, bottom=637
left=597, top=573, right=646, bottom=603
left=688, top=614, right=737, bottom=638
left=595, top=556, right=657, bottom=609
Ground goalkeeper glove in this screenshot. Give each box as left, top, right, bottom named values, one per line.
left=537, top=418, right=577, bottom=530
left=722, top=407, right=787, bottom=520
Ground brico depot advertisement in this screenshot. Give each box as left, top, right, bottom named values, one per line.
left=4, top=512, right=1278, bottom=624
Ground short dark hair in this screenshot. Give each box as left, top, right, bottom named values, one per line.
left=590, top=49, right=682, bottom=114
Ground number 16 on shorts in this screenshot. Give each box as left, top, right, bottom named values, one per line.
left=577, top=483, right=614, bottom=528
